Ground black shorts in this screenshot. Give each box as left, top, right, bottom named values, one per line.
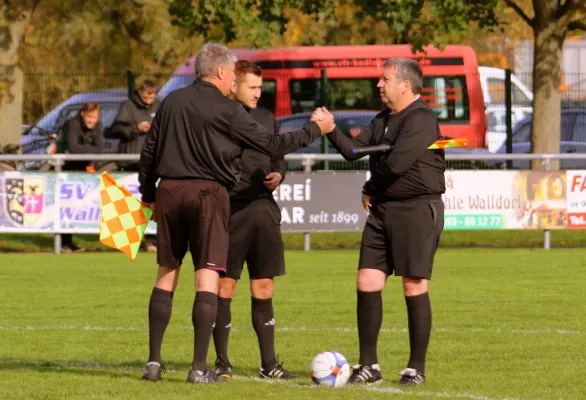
left=358, top=194, right=444, bottom=280
left=155, top=179, right=229, bottom=275
left=226, top=197, right=285, bottom=280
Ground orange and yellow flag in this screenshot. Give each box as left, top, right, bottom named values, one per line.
left=99, top=172, right=153, bottom=260
left=427, top=138, right=467, bottom=149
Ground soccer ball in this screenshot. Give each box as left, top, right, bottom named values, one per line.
left=309, top=351, right=350, bottom=387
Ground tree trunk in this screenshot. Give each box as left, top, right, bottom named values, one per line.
left=0, top=1, right=39, bottom=152
left=530, top=4, right=568, bottom=170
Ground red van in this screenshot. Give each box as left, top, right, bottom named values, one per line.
left=159, top=45, right=486, bottom=147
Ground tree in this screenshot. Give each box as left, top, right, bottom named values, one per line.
left=169, top=0, right=338, bottom=48
left=0, top=0, right=41, bottom=149
left=504, top=0, right=586, bottom=169
left=170, top=0, right=501, bottom=51
left=21, top=0, right=203, bottom=125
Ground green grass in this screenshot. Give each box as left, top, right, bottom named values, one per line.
left=1, top=229, right=586, bottom=253
left=1, top=250, right=585, bottom=399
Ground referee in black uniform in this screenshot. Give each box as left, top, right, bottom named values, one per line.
left=138, top=43, right=334, bottom=384
left=212, top=60, right=294, bottom=380
left=313, top=57, right=445, bottom=386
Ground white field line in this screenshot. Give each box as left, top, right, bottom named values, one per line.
left=0, top=359, right=522, bottom=400
left=0, top=325, right=580, bottom=335
left=240, top=376, right=523, bottom=400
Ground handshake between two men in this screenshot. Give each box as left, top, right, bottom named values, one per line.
left=309, top=107, right=372, bottom=213
left=311, top=107, right=336, bottom=134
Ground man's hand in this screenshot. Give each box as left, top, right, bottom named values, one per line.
left=146, top=202, right=156, bottom=221
left=311, top=107, right=335, bottom=135
left=361, top=193, right=373, bottom=213
left=264, top=172, right=282, bottom=191
left=138, top=121, right=151, bottom=133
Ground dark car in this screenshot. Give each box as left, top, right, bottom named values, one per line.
left=276, top=111, right=377, bottom=170
left=562, top=79, right=586, bottom=108
left=276, top=111, right=490, bottom=171
left=21, top=88, right=128, bottom=169
left=491, top=108, right=586, bottom=169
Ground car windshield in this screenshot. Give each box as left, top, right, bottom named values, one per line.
left=61, top=104, right=120, bottom=128
left=514, top=113, right=578, bottom=143
left=24, top=104, right=67, bottom=136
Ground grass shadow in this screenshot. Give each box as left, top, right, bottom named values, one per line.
left=0, top=358, right=313, bottom=386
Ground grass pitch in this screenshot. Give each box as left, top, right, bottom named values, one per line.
left=0, top=249, right=585, bottom=399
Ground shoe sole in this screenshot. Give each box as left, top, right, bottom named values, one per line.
left=348, top=378, right=383, bottom=385
left=218, top=374, right=232, bottom=380
left=141, top=375, right=161, bottom=381
left=398, top=380, right=424, bottom=386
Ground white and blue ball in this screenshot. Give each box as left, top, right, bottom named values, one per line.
left=309, top=351, right=350, bottom=387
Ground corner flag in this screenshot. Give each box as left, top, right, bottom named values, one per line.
left=99, top=172, right=153, bottom=260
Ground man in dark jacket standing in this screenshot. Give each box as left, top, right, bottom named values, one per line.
left=110, top=80, right=160, bottom=252
left=211, top=60, right=294, bottom=381
left=137, top=43, right=334, bottom=384
left=314, top=58, right=445, bottom=386
left=111, top=80, right=160, bottom=171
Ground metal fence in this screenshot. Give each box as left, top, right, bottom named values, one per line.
left=1, top=153, right=585, bottom=254
left=19, top=69, right=586, bottom=158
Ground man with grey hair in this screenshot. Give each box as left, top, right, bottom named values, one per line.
left=138, top=42, right=335, bottom=384
left=313, top=57, right=445, bottom=386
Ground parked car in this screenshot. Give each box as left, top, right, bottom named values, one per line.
left=277, top=111, right=375, bottom=170
left=21, top=88, right=128, bottom=170
left=276, top=110, right=491, bottom=171
left=490, top=108, right=586, bottom=169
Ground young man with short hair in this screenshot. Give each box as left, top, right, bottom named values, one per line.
left=212, top=60, right=295, bottom=380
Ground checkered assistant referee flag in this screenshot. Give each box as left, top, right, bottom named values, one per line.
left=99, top=172, right=153, bottom=260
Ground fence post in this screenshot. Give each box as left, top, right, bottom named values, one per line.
left=303, top=157, right=313, bottom=251
left=505, top=69, right=513, bottom=169
left=54, top=158, right=63, bottom=255
left=127, top=70, right=136, bottom=98
left=320, top=69, right=330, bottom=170
left=304, top=232, right=311, bottom=252
left=543, top=156, right=553, bottom=250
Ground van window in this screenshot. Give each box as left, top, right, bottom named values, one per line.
left=289, top=79, right=381, bottom=113
left=421, top=76, right=469, bottom=123
left=512, top=84, right=531, bottom=105
left=289, top=76, right=469, bottom=123
left=487, top=78, right=531, bottom=106
left=258, top=79, right=277, bottom=113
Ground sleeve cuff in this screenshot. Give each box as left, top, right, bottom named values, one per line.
left=305, top=122, right=322, bottom=141
left=140, top=187, right=156, bottom=204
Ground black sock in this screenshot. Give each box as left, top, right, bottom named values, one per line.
left=251, top=297, right=276, bottom=369
left=191, top=291, right=218, bottom=372
left=213, top=296, right=232, bottom=363
left=148, top=287, right=174, bottom=363
left=405, top=292, right=432, bottom=374
left=62, top=234, right=73, bottom=247
left=357, top=290, right=382, bottom=366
